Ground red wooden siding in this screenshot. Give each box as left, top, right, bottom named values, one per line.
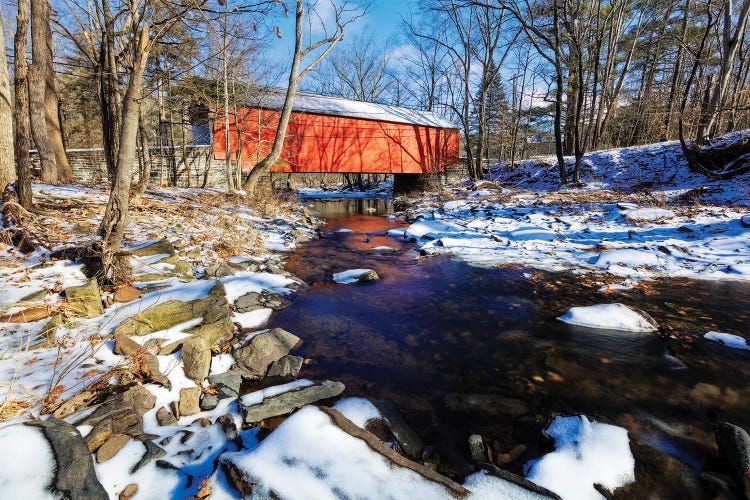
left=212, top=108, right=460, bottom=174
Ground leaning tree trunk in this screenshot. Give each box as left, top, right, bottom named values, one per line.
left=13, top=0, right=33, bottom=208
left=99, top=28, right=150, bottom=283
left=243, top=0, right=344, bottom=196
left=29, top=0, right=56, bottom=183
left=0, top=14, right=16, bottom=189
left=242, top=3, right=306, bottom=197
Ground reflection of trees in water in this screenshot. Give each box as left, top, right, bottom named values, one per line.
left=310, top=198, right=393, bottom=219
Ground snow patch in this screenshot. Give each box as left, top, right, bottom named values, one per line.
left=333, top=269, right=376, bottom=284
left=221, top=405, right=467, bottom=499
left=704, top=331, right=750, bottom=350
left=557, top=304, right=657, bottom=332
left=0, top=424, right=58, bottom=500
left=525, top=415, right=635, bottom=499
left=332, top=398, right=382, bottom=428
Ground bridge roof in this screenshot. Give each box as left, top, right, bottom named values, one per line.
left=250, top=88, right=458, bottom=129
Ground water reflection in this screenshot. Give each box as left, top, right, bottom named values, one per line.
left=305, top=198, right=393, bottom=219
left=273, top=199, right=750, bottom=495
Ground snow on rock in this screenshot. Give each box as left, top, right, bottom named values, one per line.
left=332, top=398, right=382, bottom=428
left=464, top=469, right=556, bottom=500
left=704, top=332, right=750, bottom=350
left=525, top=415, right=635, bottom=500
left=238, top=379, right=315, bottom=407
left=221, top=406, right=459, bottom=499
left=232, top=308, right=273, bottom=329
left=333, top=268, right=379, bottom=284
left=406, top=218, right=466, bottom=239
left=557, top=304, right=658, bottom=332
left=0, top=424, right=59, bottom=499
left=622, top=208, right=675, bottom=222
left=741, top=215, right=750, bottom=228
left=221, top=272, right=296, bottom=304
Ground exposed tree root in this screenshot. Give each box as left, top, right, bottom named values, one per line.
left=679, top=120, right=750, bottom=180
left=1, top=182, right=48, bottom=252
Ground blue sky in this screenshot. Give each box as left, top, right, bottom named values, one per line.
left=260, top=0, right=411, bottom=85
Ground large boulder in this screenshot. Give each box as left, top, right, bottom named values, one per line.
left=115, top=281, right=230, bottom=337
left=179, top=387, right=202, bottom=417
left=716, top=422, right=750, bottom=494
left=234, top=328, right=301, bottom=379
left=64, top=384, right=156, bottom=443
left=22, top=419, right=109, bottom=499
left=64, top=278, right=103, bottom=318
left=239, top=380, right=345, bottom=424
left=202, top=371, right=243, bottom=410
left=188, top=316, right=234, bottom=345
left=372, top=399, right=425, bottom=460
left=129, top=239, right=194, bottom=282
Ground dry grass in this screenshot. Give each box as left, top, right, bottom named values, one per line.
left=0, top=399, right=31, bottom=422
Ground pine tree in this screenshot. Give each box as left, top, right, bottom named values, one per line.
left=483, top=61, right=509, bottom=161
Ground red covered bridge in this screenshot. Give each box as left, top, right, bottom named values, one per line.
left=211, top=89, right=460, bottom=177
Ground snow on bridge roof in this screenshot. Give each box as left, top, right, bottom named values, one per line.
left=250, top=88, right=458, bottom=129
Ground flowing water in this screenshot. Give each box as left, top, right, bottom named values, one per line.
left=269, top=198, right=750, bottom=497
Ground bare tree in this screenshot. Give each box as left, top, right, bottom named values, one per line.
left=695, top=0, right=750, bottom=141
left=83, top=0, right=202, bottom=280
left=243, top=0, right=366, bottom=196
left=399, top=19, right=450, bottom=111
left=310, top=33, right=396, bottom=102
left=497, top=0, right=568, bottom=183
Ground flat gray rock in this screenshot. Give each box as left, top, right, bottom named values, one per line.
left=239, top=380, right=345, bottom=424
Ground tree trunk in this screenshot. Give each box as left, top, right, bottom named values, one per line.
left=0, top=14, right=16, bottom=189
left=132, top=102, right=152, bottom=202
left=553, top=0, right=567, bottom=184
left=98, top=0, right=122, bottom=180
left=222, top=3, right=234, bottom=190
left=37, top=0, right=72, bottom=182
left=13, top=0, right=33, bottom=208
left=663, top=0, right=690, bottom=140
left=29, top=0, right=57, bottom=183
left=99, top=27, right=149, bottom=282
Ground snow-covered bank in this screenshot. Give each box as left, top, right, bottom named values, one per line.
left=398, top=197, right=750, bottom=282
left=487, top=130, right=750, bottom=205
left=395, top=133, right=750, bottom=282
